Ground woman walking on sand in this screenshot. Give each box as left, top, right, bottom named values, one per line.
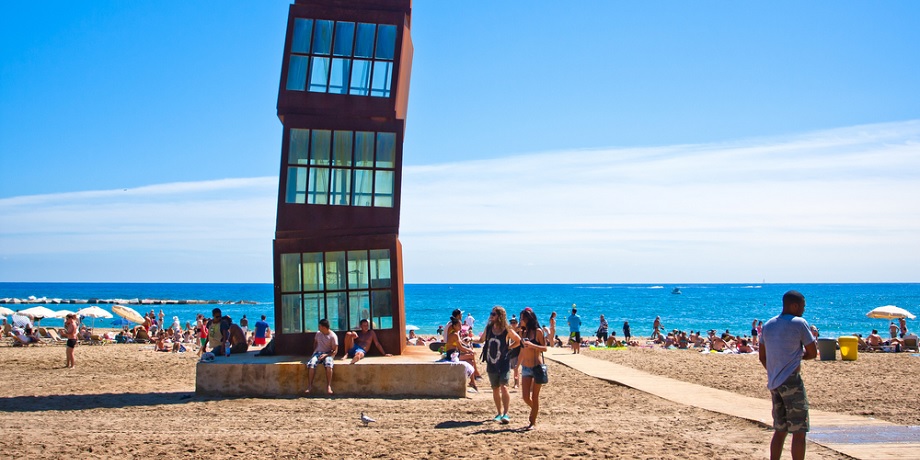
left=518, top=308, right=548, bottom=430
left=475, top=306, right=521, bottom=424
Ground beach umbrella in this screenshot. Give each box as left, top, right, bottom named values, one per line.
left=405, top=324, right=420, bottom=331
left=19, top=306, right=58, bottom=321
left=75, top=306, right=113, bottom=330
left=866, top=305, right=916, bottom=320
left=112, top=304, right=145, bottom=324
left=111, top=317, right=134, bottom=328
left=11, top=314, right=33, bottom=329
left=0, top=306, right=14, bottom=317
left=53, top=309, right=76, bottom=319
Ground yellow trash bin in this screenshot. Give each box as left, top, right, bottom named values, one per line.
left=838, top=336, right=858, bottom=361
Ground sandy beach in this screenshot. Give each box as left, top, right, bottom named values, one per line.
left=1, top=340, right=915, bottom=459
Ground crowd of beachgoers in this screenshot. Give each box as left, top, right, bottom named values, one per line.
left=408, top=310, right=917, bottom=358
left=2, top=307, right=272, bottom=355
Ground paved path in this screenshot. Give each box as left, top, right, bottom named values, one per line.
left=545, top=349, right=920, bottom=460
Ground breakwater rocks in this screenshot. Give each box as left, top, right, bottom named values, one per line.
left=0, top=296, right=259, bottom=306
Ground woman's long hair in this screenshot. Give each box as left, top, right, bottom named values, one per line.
left=519, top=307, right=541, bottom=337
left=489, top=306, right=509, bottom=332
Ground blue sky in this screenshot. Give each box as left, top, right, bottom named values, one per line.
left=2, top=1, right=919, bottom=283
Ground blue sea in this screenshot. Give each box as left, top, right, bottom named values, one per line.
left=1, top=283, right=917, bottom=338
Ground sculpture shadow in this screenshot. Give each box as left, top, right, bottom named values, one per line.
left=0, top=391, right=203, bottom=413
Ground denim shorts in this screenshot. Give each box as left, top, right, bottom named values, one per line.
left=521, top=365, right=535, bottom=378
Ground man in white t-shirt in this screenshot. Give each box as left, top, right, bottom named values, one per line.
left=464, top=313, right=475, bottom=332
left=759, top=290, right=817, bottom=460
left=305, top=318, right=338, bottom=395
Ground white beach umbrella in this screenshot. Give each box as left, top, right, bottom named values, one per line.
left=76, top=306, right=113, bottom=330
left=11, top=314, right=33, bottom=329
left=18, top=306, right=58, bottom=325
left=19, top=306, right=58, bottom=319
left=111, top=304, right=145, bottom=324
left=405, top=324, right=420, bottom=331
left=866, top=305, right=916, bottom=320
left=53, top=309, right=76, bottom=319
left=0, top=306, right=15, bottom=317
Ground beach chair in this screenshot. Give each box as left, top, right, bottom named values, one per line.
left=46, top=329, right=65, bottom=342
left=90, top=334, right=110, bottom=346
left=134, top=328, right=152, bottom=343
left=2, top=323, right=12, bottom=337
left=38, top=327, right=62, bottom=343
left=902, top=336, right=919, bottom=353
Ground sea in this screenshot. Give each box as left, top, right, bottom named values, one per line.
left=1, top=283, right=917, bottom=339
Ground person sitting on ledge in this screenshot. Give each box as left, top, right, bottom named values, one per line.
left=226, top=316, right=249, bottom=355
left=305, top=318, right=337, bottom=395
left=343, top=319, right=391, bottom=364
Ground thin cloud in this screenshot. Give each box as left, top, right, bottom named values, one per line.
left=1, top=121, right=918, bottom=283
left=401, top=120, right=920, bottom=283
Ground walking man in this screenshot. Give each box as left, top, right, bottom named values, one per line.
left=759, top=290, right=818, bottom=460
left=567, top=307, right=582, bottom=354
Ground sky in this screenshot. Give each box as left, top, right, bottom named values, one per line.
left=1, top=1, right=919, bottom=284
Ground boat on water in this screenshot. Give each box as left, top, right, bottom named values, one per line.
left=671, top=288, right=682, bottom=295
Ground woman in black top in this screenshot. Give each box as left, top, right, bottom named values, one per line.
left=475, top=306, right=520, bottom=424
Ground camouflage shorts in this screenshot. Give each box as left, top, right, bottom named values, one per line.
left=770, top=373, right=809, bottom=433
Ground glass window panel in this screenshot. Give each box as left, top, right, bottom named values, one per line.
left=326, top=292, right=348, bottom=331
left=329, top=58, right=351, bottom=94
left=310, top=129, right=331, bottom=165
left=286, top=55, right=308, bottom=91
left=312, top=19, right=333, bottom=55
left=308, top=57, right=330, bottom=92
left=303, top=293, right=323, bottom=333
left=333, top=21, right=355, bottom=56
left=375, top=24, right=397, bottom=60
left=330, top=168, right=351, bottom=206
left=285, top=166, right=307, bottom=204
left=332, top=130, right=352, bottom=166
left=374, top=170, right=394, bottom=208
left=280, top=253, right=302, bottom=292
left=281, top=294, right=303, bottom=334
left=354, top=131, right=374, bottom=167
left=371, top=290, right=393, bottom=329
left=325, top=251, right=347, bottom=291
left=291, top=18, right=313, bottom=54
left=347, top=250, right=369, bottom=290
left=308, top=167, right=329, bottom=205
left=369, top=249, right=391, bottom=288
left=370, top=61, right=393, bottom=97
left=301, top=252, right=324, bottom=292
left=349, top=59, right=371, bottom=96
left=289, top=128, right=309, bottom=165
left=352, top=169, right=373, bottom=207
left=354, top=23, right=376, bottom=58
left=349, top=292, right=370, bottom=330
left=375, top=132, right=396, bottom=167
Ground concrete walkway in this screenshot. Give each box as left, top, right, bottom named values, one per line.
left=545, top=349, right=920, bottom=460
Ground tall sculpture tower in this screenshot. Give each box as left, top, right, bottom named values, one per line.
left=272, top=0, right=412, bottom=356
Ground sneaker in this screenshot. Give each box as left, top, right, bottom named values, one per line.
left=493, top=414, right=503, bottom=422
left=500, top=414, right=510, bottom=425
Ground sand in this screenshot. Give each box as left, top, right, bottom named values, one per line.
left=1, top=340, right=913, bottom=459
